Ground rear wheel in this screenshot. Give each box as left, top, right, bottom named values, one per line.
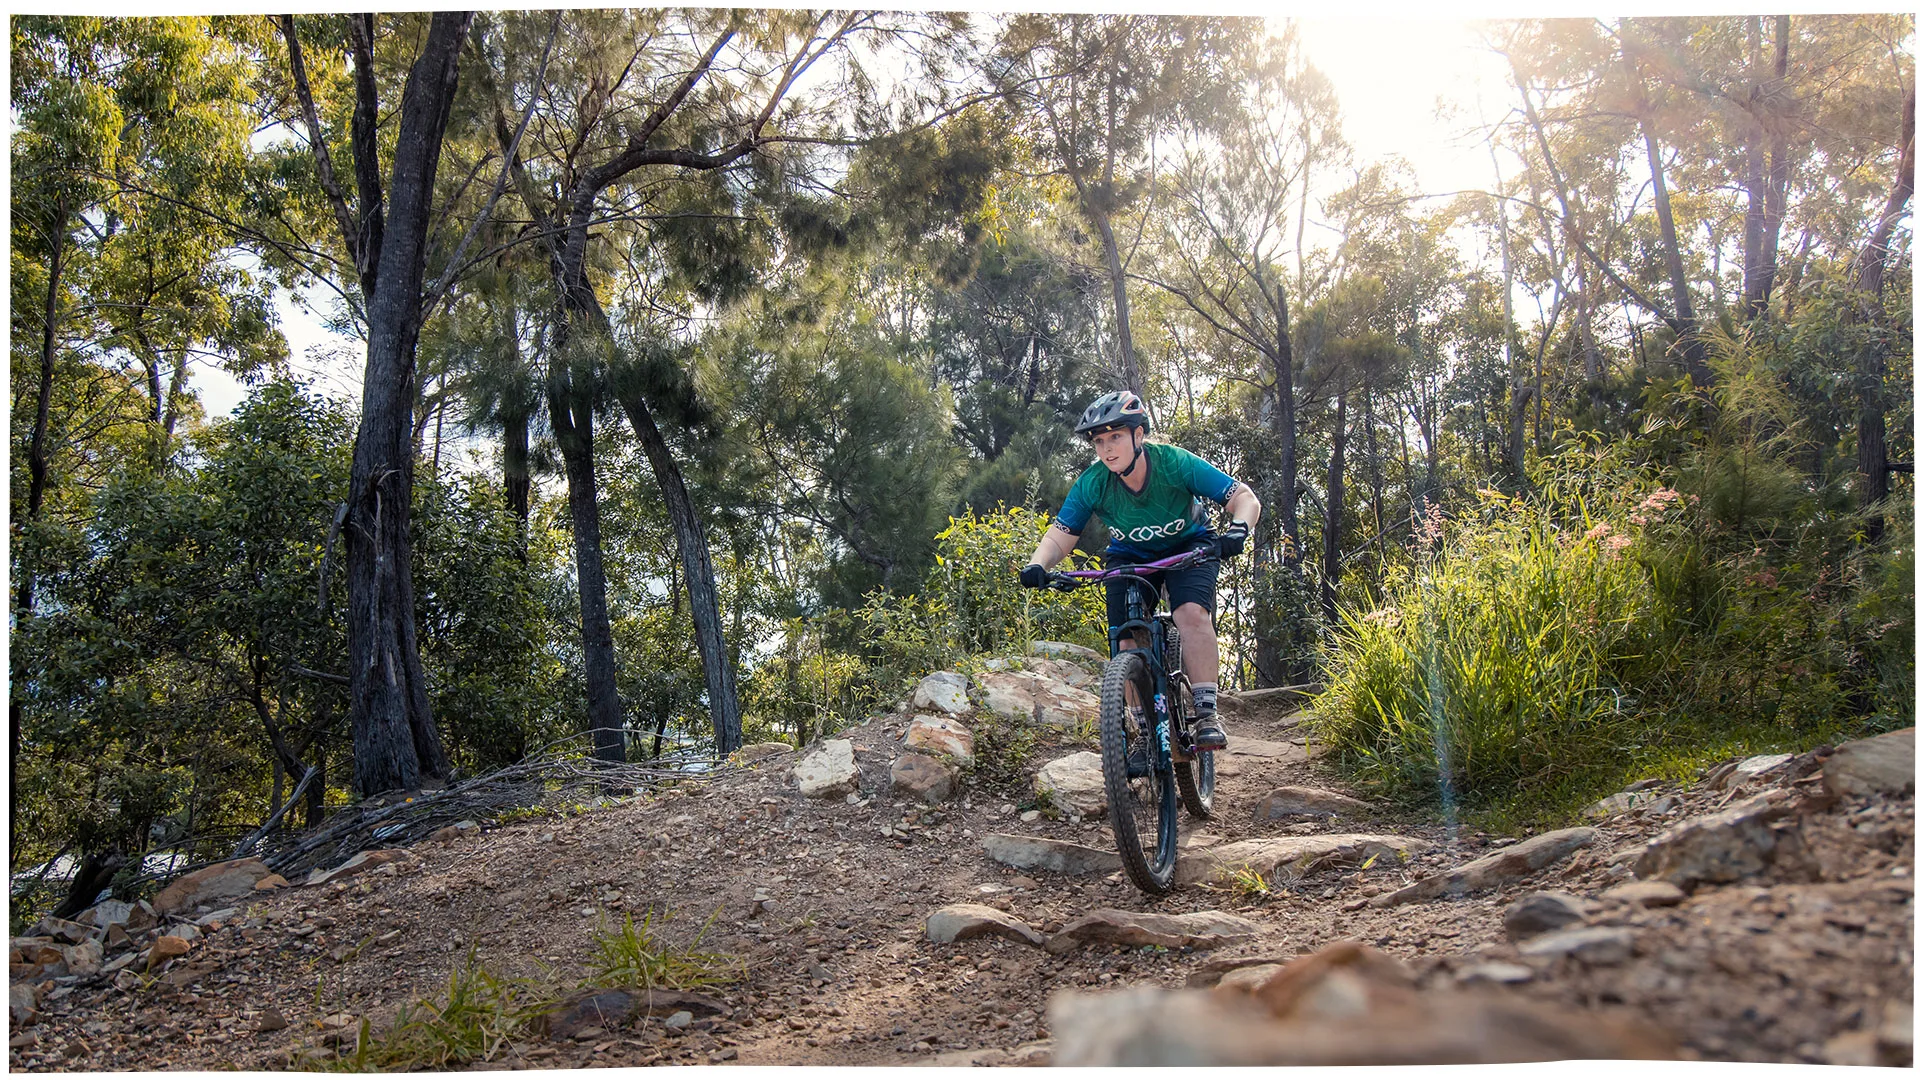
left=1098, top=650, right=1177, bottom=893
left=1171, top=676, right=1215, bottom=819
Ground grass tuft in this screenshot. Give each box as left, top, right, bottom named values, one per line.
left=309, top=910, right=740, bottom=1072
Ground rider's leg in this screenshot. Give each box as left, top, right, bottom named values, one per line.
left=1171, top=602, right=1218, bottom=684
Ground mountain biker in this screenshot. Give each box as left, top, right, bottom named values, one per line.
left=1016, top=389, right=1261, bottom=752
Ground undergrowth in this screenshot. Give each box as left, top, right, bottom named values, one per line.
left=1314, top=422, right=1911, bottom=831
left=304, top=909, right=740, bottom=1071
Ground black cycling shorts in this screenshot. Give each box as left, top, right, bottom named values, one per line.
left=1103, top=541, right=1219, bottom=636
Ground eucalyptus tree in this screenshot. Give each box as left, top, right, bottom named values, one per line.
left=271, top=11, right=479, bottom=795
left=1135, top=26, right=1345, bottom=684
left=487, top=9, right=980, bottom=758
left=994, top=14, right=1260, bottom=403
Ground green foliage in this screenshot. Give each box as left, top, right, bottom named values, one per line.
left=584, top=909, right=742, bottom=991
left=923, top=504, right=1109, bottom=657
left=958, top=707, right=1043, bottom=792
left=412, top=470, right=567, bottom=772
left=307, top=951, right=558, bottom=1072
left=1316, top=427, right=1907, bottom=826
left=312, top=910, right=742, bottom=1071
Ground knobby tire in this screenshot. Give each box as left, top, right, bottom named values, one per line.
left=1099, top=650, right=1177, bottom=893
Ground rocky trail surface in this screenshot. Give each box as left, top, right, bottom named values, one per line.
left=9, top=649, right=1914, bottom=1068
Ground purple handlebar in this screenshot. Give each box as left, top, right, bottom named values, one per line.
left=1053, top=547, right=1209, bottom=583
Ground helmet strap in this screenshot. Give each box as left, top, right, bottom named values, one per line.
left=1118, top=429, right=1145, bottom=478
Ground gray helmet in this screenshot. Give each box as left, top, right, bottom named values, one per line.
left=1073, top=390, right=1150, bottom=439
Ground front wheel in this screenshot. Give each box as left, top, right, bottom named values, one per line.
left=1098, top=650, right=1178, bottom=893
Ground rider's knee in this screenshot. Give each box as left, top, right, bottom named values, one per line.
left=1171, top=603, right=1213, bottom=632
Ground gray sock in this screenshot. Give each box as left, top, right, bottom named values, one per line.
left=1192, top=683, right=1218, bottom=717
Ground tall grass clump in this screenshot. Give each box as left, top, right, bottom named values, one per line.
left=1317, top=388, right=1910, bottom=828
left=1316, top=480, right=1661, bottom=817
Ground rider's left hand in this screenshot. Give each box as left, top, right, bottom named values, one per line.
left=1214, top=521, right=1249, bottom=560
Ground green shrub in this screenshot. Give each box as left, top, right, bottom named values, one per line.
left=1314, top=485, right=1657, bottom=816
left=1314, top=435, right=1903, bottom=827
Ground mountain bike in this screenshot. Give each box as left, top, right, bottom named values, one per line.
left=1046, top=546, right=1217, bottom=893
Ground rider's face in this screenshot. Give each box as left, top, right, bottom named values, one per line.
left=1092, top=427, right=1138, bottom=472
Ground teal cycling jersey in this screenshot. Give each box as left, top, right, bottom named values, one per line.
left=1053, top=442, right=1240, bottom=560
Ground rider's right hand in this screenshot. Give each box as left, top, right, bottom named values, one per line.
left=1018, top=563, right=1050, bottom=589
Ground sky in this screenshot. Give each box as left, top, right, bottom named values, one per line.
left=192, top=12, right=1527, bottom=420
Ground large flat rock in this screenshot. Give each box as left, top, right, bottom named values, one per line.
left=1176, top=834, right=1430, bottom=886
left=1370, top=828, right=1598, bottom=907
left=1824, top=728, right=1914, bottom=798
left=794, top=739, right=859, bottom=798
left=981, top=833, right=1122, bottom=876
left=1047, top=908, right=1262, bottom=952
left=1633, top=791, right=1794, bottom=888
left=977, top=670, right=1098, bottom=730
left=926, top=904, right=1046, bottom=946
left=152, top=857, right=277, bottom=915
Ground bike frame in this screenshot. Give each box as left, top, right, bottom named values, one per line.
left=1052, top=548, right=1212, bottom=770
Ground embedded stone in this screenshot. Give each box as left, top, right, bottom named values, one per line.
left=1032, top=752, right=1106, bottom=817
left=925, top=904, right=1046, bottom=947
left=904, top=715, right=975, bottom=765
left=1502, top=891, right=1589, bottom=942
left=1252, top=787, right=1379, bottom=820
left=1370, top=828, right=1598, bottom=907
left=980, top=834, right=1123, bottom=876
left=891, top=751, right=958, bottom=805
left=1516, top=925, right=1636, bottom=965
left=978, top=671, right=1098, bottom=730
left=1633, top=792, right=1793, bottom=889
left=1178, top=834, right=1429, bottom=887
left=152, top=857, right=276, bottom=915
left=793, top=739, right=860, bottom=799
left=1047, top=908, right=1261, bottom=953
left=911, top=672, right=971, bottom=715
left=1824, top=728, right=1914, bottom=799
left=1602, top=880, right=1686, bottom=908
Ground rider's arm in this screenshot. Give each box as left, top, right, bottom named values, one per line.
left=1026, top=524, right=1081, bottom=570
left=1224, top=484, right=1262, bottom=530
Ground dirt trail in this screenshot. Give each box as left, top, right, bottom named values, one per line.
left=9, top=691, right=1912, bottom=1069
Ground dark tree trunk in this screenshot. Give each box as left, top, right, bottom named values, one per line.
left=1322, top=395, right=1347, bottom=626
left=1091, top=208, right=1142, bottom=399
left=16, top=197, right=70, bottom=809
left=1641, top=127, right=1712, bottom=388
left=1254, top=271, right=1304, bottom=687
left=342, top=12, right=471, bottom=796
left=53, top=849, right=124, bottom=920
left=502, top=301, right=532, bottom=546
left=618, top=391, right=744, bottom=754
left=1857, top=86, right=1914, bottom=540
left=548, top=368, right=626, bottom=765
left=1741, top=16, right=1768, bottom=319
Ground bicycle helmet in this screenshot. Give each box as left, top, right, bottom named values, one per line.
left=1073, top=390, right=1151, bottom=439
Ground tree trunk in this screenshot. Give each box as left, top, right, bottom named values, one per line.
left=343, top=12, right=471, bottom=797
left=618, top=391, right=744, bottom=754
left=548, top=370, right=626, bottom=766
left=1321, top=394, right=1347, bottom=626
left=1255, top=270, right=1305, bottom=687
left=1640, top=126, right=1712, bottom=388
left=1091, top=207, right=1142, bottom=399
left=1857, top=84, right=1914, bottom=540
left=1758, top=16, right=1792, bottom=313
left=1491, top=183, right=1526, bottom=486
left=1741, top=16, right=1768, bottom=319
